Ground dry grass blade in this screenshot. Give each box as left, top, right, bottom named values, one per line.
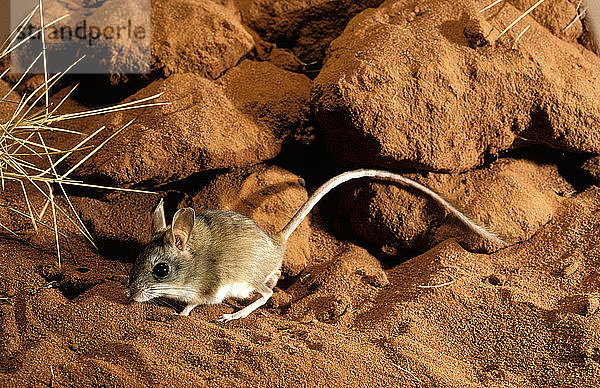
left=1, top=204, right=67, bottom=239
left=0, top=220, right=19, bottom=236
left=62, top=119, right=135, bottom=178
left=47, top=182, right=60, bottom=266
left=38, top=125, right=105, bottom=176
left=391, top=362, right=424, bottom=384
left=417, top=274, right=457, bottom=289
left=565, top=0, right=586, bottom=31
left=48, top=93, right=166, bottom=122
left=513, top=24, right=532, bottom=47
left=0, top=6, right=38, bottom=56
left=20, top=180, right=38, bottom=232
left=497, top=0, right=546, bottom=39
left=1, top=13, right=70, bottom=58
left=480, top=0, right=503, bottom=13
left=38, top=0, right=50, bottom=114
left=1, top=52, right=43, bottom=105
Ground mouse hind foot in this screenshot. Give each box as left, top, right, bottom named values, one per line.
left=265, top=268, right=281, bottom=289
left=218, top=284, right=273, bottom=322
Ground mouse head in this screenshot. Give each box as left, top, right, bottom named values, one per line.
left=127, top=199, right=197, bottom=303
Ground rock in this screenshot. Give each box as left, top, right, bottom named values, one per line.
left=485, top=273, right=506, bottom=286
left=312, top=0, right=600, bottom=173
left=238, top=0, right=385, bottom=65
left=184, top=165, right=311, bottom=276
left=582, top=155, right=600, bottom=184
left=339, top=174, right=443, bottom=252
left=338, top=158, right=573, bottom=253
left=152, top=0, right=254, bottom=78
left=76, top=74, right=272, bottom=185
left=430, top=159, right=570, bottom=252
left=269, top=290, right=292, bottom=308
left=70, top=191, right=161, bottom=257
left=587, top=296, right=599, bottom=316
left=285, top=240, right=388, bottom=323
left=75, top=63, right=310, bottom=186
left=217, top=60, right=312, bottom=134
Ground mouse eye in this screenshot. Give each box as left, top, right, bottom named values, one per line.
left=152, top=262, right=170, bottom=279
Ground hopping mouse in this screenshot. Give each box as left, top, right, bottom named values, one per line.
left=127, top=169, right=504, bottom=321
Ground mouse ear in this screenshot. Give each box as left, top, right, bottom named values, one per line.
left=170, top=208, right=195, bottom=250
left=152, top=198, right=166, bottom=233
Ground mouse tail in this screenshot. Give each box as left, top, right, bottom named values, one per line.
left=278, top=169, right=505, bottom=246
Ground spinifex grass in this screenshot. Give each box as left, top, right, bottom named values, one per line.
left=0, top=2, right=164, bottom=266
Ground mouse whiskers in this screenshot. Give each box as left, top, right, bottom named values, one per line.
left=146, top=285, right=198, bottom=303
left=151, top=297, right=176, bottom=310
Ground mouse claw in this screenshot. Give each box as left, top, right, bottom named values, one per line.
left=218, top=313, right=235, bottom=322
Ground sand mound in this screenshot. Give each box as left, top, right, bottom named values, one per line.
left=2, top=185, right=600, bottom=386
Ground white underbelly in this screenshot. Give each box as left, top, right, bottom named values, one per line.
left=215, top=282, right=254, bottom=302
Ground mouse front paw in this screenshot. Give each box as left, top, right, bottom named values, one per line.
left=177, top=303, right=197, bottom=316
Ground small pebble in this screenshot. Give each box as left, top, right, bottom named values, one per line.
left=486, top=274, right=505, bottom=286
left=270, top=290, right=292, bottom=309
left=366, top=274, right=390, bottom=288
left=562, top=261, right=580, bottom=277
left=586, top=297, right=599, bottom=316
left=381, top=245, right=398, bottom=257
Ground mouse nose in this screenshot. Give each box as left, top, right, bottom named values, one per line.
left=127, top=288, right=148, bottom=303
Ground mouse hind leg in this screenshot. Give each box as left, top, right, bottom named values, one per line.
left=218, top=284, right=273, bottom=322
left=265, top=268, right=281, bottom=289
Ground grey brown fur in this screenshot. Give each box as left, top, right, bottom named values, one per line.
left=130, top=210, right=283, bottom=294
left=128, top=206, right=285, bottom=321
